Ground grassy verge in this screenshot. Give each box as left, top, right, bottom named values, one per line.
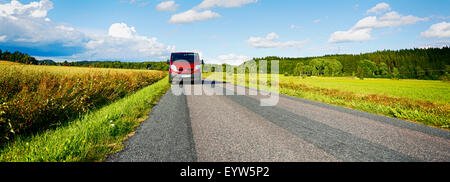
left=204, top=73, right=449, bottom=129
left=0, top=62, right=166, bottom=141
left=0, top=77, right=170, bottom=162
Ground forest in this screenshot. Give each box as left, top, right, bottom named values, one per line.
left=0, top=49, right=168, bottom=71
left=249, top=47, right=450, bottom=80
left=68, top=61, right=169, bottom=71
left=0, top=49, right=39, bottom=65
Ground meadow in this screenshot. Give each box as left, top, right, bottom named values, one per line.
left=204, top=73, right=450, bottom=129
left=0, top=62, right=167, bottom=142
left=280, top=76, right=449, bottom=104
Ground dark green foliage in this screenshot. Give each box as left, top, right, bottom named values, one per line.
left=391, top=67, right=400, bottom=79
left=0, top=49, right=168, bottom=71
left=358, top=59, right=377, bottom=77
left=0, top=49, right=38, bottom=65
left=290, top=58, right=343, bottom=76
left=39, top=60, right=56, bottom=65
left=356, top=67, right=365, bottom=80
left=378, top=62, right=389, bottom=76
left=440, top=65, right=450, bottom=81
left=253, top=47, right=450, bottom=80
left=294, top=62, right=304, bottom=76
left=74, top=61, right=169, bottom=71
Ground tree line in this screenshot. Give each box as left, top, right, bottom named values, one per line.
left=0, top=49, right=38, bottom=65
left=251, top=47, right=450, bottom=80
left=66, top=61, right=169, bottom=71
left=44, top=60, right=168, bottom=71
left=0, top=49, right=168, bottom=71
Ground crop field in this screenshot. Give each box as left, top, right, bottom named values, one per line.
left=280, top=76, right=449, bottom=104
left=0, top=62, right=167, bottom=142
left=0, top=61, right=20, bottom=65
left=204, top=73, right=450, bottom=129
left=0, top=77, right=170, bottom=162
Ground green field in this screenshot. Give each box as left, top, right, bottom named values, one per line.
left=281, top=76, right=449, bottom=104
left=204, top=73, right=450, bottom=129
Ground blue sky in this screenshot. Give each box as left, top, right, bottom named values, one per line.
left=0, top=0, right=449, bottom=64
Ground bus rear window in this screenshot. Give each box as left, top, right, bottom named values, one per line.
left=171, top=53, right=197, bottom=63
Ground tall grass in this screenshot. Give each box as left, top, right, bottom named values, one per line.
left=0, top=77, right=171, bottom=162
left=0, top=63, right=166, bottom=142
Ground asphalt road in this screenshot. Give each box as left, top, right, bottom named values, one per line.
left=106, top=81, right=450, bottom=162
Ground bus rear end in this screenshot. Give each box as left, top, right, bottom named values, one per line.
left=168, top=52, right=203, bottom=84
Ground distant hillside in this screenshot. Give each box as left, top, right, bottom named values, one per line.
left=250, top=47, right=450, bottom=80
left=38, top=59, right=56, bottom=65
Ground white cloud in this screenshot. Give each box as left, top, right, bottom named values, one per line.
left=108, top=22, right=137, bottom=38
left=366, top=2, right=391, bottom=14
left=265, top=32, right=279, bottom=40
left=56, top=25, right=75, bottom=32
left=0, top=0, right=53, bottom=18
left=329, top=28, right=373, bottom=43
left=246, top=32, right=309, bottom=48
left=0, top=35, right=7, bottom=42
left=125, top=0, right=149, bottom=7
left=432, top=15, right=450, bottom=20
left=215, top=53, right=250, bottom=65
left=195, top=0, right=258, bottom=10
left=354, top=11, right=427, bottom=29
left=204, top=53, right=251, bottom=65
left=0, top=0, right=174, bottom=61
left=169, top=10, right=220, bottom=23
left=415, top=40, right=450, bottom=49
left=421, top=21, right=450, bottom=39
left=168, top=0, right=256, bottom=24
left=156, top=1, right=179, bottom=12
left=313, top=19, right=320, bottom=23
left=72, top=23, right=175, bottom=61
left=0, top=0, right=85, bottom=46
left=329, top=4, right=427, bottom=43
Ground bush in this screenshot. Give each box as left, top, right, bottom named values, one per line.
left=440, top=74, right=449, bottom=82
left=356, top=67, right=365, bottom=80
left=391, top=67, right=400, bottom=80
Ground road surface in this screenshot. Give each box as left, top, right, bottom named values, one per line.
left=106, top=81, right=450, bottom=162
